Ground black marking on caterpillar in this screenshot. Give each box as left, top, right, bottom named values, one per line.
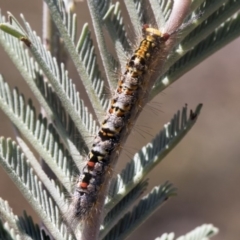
left=69, top=25, right=170, bottom=224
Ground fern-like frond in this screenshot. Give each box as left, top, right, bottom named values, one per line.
left=0, top=15, right=53, bottom=119
left=57, top=0, right=77, bottom=42
left=103, top=2, right=131, bottom=73
left=103, top=2, right=131, bottom=50
left=183, top=0, right=230, bottom=39
left=183, top=0, right=240, bottom=50
left=176, top=224, right=218, bottom=240
left=155, top=224, right=218, bottom=240
left=0, top=1, right=234, bottom=239
left=106, top=104, right=202, bottom=212
left=0, top=138, right=75, bottom=240
left=35, top=75, right=84, bottom=164
left=103, top=183, right=176, bottom=240
left=161, top=0, right=240, bottom=79
left=151, top=0, right=240, bottom=98
left=0, top=198, right=32, bottom=240
left=15, top=136, right=68, bottom=213
left=87, top=0, right=118, bottom=89
left=0, top=76, right=75, bottom=192
left=75, top=23, right=109, bottom=111
left=43, top=0, right=108, bottom=119
left=100, top=180, right=148, bottom=238
left=0, top=12, right=98, bottom=153
left=13, top=14, right=99, bottom=150
left=152, top=12, right=240, bottom=98
left=0, top=15, right=82, bottom=163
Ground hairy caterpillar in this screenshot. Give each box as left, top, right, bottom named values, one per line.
left=70, top=25, right=170, bottom=223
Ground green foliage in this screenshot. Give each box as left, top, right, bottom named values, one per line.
left=0, top=0, right=239, bottom=239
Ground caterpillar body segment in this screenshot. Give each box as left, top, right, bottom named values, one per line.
left=70, top=25, right=169, bottom=222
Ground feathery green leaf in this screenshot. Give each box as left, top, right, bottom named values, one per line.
left=43, top=0, right=108, bottom=120
left=106, top=104, right=202, bottom=212
left=0, top=138, right=75, bottom=240
left=0, top=76, right=76, bottom=192
left=19, top=14, right=99, bottom=150
left=101, top=180, right=148, bottom=238
left=103, top=2, right=131, bottom=54
left=155, top=224, right=218, bottom=240
left=151, top=0, right=240, bottom=98
left=153, top=12, right=240, bottom=97
left=103, top=183, right=176, bottom=240
left=0, top=14, right=82, bottom=163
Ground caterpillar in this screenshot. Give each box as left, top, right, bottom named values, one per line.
left=70, top=25, right=170, bottom=223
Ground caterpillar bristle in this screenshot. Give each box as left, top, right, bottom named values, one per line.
left=69, top=25, right=169, bottom=225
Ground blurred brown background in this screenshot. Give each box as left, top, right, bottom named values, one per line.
left=0, top=1, right=240, bottom=240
